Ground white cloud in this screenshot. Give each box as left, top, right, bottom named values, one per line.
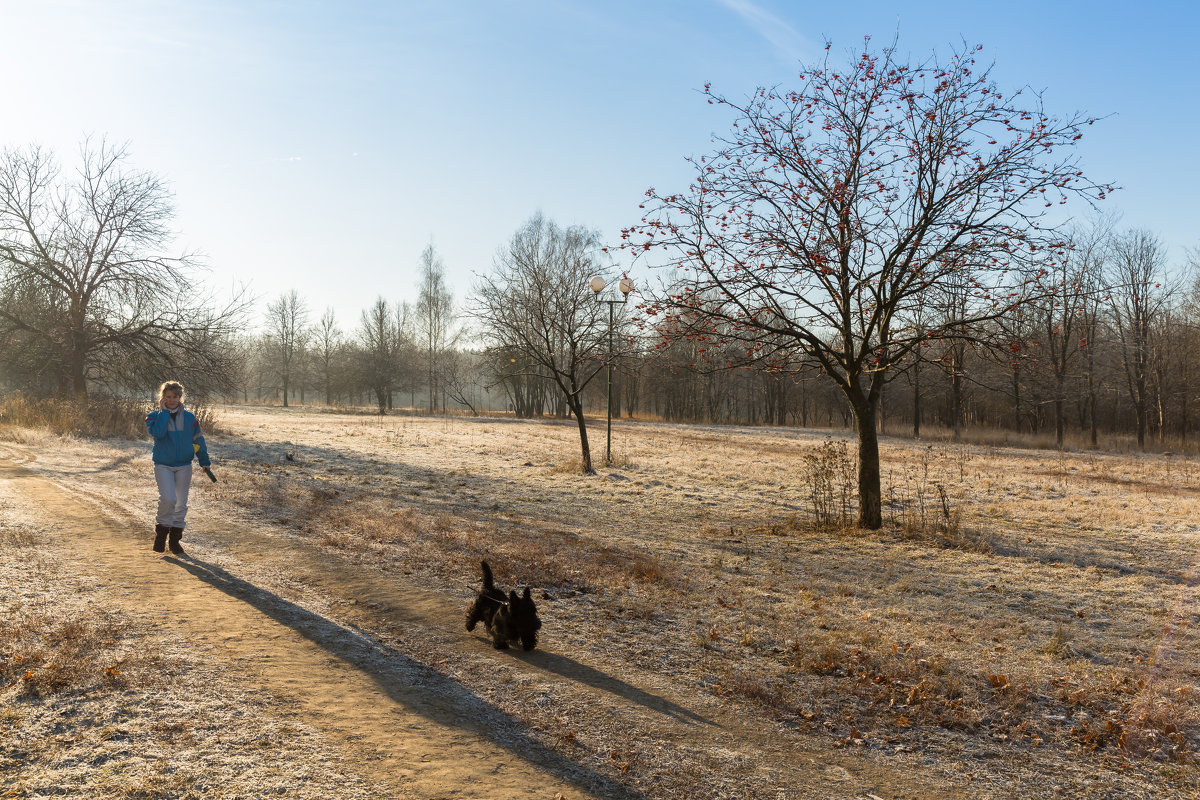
left=715, top=0, right=810, bottom=65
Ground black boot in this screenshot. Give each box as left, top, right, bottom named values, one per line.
left=153, top=524, right=169, bottom=553
left=168, top=527, right=184, bottom=555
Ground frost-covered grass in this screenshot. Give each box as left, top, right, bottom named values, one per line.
left=3, top=406, right=1199, bottom=798
left=0, top=485, right=380, bottom=799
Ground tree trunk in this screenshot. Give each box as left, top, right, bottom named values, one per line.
left=1154, top=366, right=1166, bottom=444
left=1088, top=378, right=1099, bottom=448
left=877, top=382, right=885, bottom=435
left=1055, top=396, right=1065, bottom=449
left=69, top=346, right=88, bottom=400
left=1055, top=371, right=1066, bottom=449
left=844, top=374, right=883, bottom=530
left=1182, top=380, right=1191, bottom=447
left=853, top=397, right=883, bottom=529
left=912, top=359, right=921, bottom=439
left=1136, top=369, right=1147, bottom=450
left=568, top=395, right=594, bottom=475
left=1011, top=366, right=1022, bottom=432
left=951, top=368, right=964, bottom=443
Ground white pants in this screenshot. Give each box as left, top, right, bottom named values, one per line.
left=154, top=463, right=193, bottom=528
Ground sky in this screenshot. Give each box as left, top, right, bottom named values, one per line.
left=1, top=0, right=1197, bottom=331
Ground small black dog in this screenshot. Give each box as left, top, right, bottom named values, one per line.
left=465, top=561, right=541, bottom=651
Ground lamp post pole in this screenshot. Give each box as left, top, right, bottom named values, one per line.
left=590, top=276, right=633, bottom=466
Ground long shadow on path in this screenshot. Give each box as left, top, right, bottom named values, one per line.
left=511, top=649, right=714, bottom=727
left=163, top=552, right=648, bottom=800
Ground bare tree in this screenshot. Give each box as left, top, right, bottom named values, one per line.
left=1106, top=229, right=1171, bottom=450
left=488, top=345, right=550, bottom=417
left=263, top=290, right=310, bottom=408
left=441, top=345, right=483, bottom=415
left=1177, top=248, right=1200, bottom=445
left=0, top=139, right=246, bottom=398
left=1040, top=219, right=1112, bottom=447
left=471, top=213, right=617, bottom=474
left=414, top=243, right=457, bottom=413
left=315, top=307, right=342, bottom=406
left=627, top=39, right=1109, bottom=527
left=357, top=297, right=410, bottom=414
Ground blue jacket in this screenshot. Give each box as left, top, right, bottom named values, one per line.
left=145, top=406, right=211, bottom=468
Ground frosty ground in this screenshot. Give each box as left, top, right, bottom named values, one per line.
left=2, top=406, right=1198, bottom=798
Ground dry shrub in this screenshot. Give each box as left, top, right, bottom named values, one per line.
left=894, top=515, right=996, bottom=555
left=1040, top=624, right=1078, bottom=659
left=0, top=391, right=222, bottom=438
left=547, top=457, right=588, bottom=475
left=255, top=463, right=683, bottom=594
left=1060, top=673, right=1198, bottom=761
left=189, top=402, right=223, bottom=435
left=542, top=451, right=634, bottom=474
left=779, top=626, right=1198, bottom=756
left=713, top=670, right=811, bottom=720
left=885, top=445, right=993, bottom=553
left=606, top=450, right=637, bottom=469
left=597, top=545, right=676, bottom=585
left=439, top=521, right=682, bottom=595
left=803, top=438, right=856, bottom=528
left=308, top=485, right=341, bottom=506
left=1119, top=693, right=1197, bottom=761
left=0, top=392, right=77, bottom=434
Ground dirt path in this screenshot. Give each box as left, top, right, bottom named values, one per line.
left=0, top=441, right=968, bottom=800
left=1, top=451, right=620, bottom=799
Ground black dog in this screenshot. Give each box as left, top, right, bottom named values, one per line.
left=465, top=561, right=541, bottom=651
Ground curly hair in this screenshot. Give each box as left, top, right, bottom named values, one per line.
left=157, top=381, right=185, bottom=401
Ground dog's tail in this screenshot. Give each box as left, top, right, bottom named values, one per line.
left=480, top=560, right=495, bottom=590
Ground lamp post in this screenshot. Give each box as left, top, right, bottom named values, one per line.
left=590, top=275, right=633, bottom=465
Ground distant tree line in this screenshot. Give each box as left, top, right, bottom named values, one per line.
left=1, top=78, right=1196, bottom=473
left=626, top=217, right=1200, bottom=454
left=219, top=213, right=1198, bottom=455
left=0, top=144, right=1195, bottom=459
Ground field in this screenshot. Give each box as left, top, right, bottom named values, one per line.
left=2, top=405, right=1199, bottom=799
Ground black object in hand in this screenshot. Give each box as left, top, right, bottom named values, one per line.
left=203, top=467, right=217, bottom=483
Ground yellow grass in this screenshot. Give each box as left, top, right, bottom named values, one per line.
left=207, top=406, right=1200, bottom=768
left=0, top=391, right=223, bottom=438
left=5, top=405, right=1198, bottom=795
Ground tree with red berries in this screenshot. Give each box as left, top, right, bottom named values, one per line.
left=626, top=39, right=1110, bottom=529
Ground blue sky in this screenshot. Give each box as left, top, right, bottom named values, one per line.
left=1, top=0, right=1196, bottom=330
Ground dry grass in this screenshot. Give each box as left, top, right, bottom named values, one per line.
left=0, top=526, right=152, bottom=702
left=0, top=391, right=223, bottom=439
left=0, top=486, right=384, bottom=799
left=5, top=404, right=1200, bottom=797
left=198, top=408, right=1200, bottom=780
left=0, top=610, right=144, bottom=698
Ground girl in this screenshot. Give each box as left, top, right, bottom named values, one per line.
left=144, top=381, right=212, bottom=553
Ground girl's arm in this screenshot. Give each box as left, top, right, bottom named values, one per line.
left=192, top=419, right=211, bottom=467
left=145, top=409, right=169, bottom=439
